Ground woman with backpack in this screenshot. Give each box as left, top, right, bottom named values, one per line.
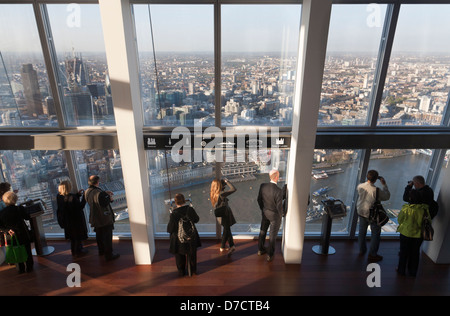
left=167, top=193, right=201, bottom=277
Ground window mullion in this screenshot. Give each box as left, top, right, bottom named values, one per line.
left=33, top=3, right=67, bottom=129
left=367, top=3, right=400, bottom=128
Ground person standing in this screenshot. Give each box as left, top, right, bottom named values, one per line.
left=57, top=180, right=88, bottom=257
left=84, top=175, right=119, bottom=261
left=356, top=169, right=390, bottom=262
left=167, top=193, right=201, bottom=276
left=210, top=178, right=237, bottom=255
left=0, top=192, right=34, bottom=273
left=403, top=175, right=437, bottom=219
left=397, top=190, right=429, bottom=277
left=257, top=170, right=284, bottom=262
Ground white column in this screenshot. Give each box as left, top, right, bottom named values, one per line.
left=423, top=167, right=450, bottom=263
left=283, top=0, right=332, bottom=264
left=98, top=0, right=155, bottom=264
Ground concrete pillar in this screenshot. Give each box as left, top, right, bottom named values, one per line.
left=282, top=0, right=332, bottom=264
left=99, top=0, right=155, bottom=264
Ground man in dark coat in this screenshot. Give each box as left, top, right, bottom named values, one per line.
left=403, top=175, right=437, bottom=218
left=85, top=175, right=119, bottom=261
left=257, top=170, right=285, bottom=262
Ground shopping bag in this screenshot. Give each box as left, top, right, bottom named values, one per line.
left=5, top=234, right=28, bottom=264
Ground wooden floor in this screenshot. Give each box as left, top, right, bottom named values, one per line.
left=1, top=238, right=449, bottom=297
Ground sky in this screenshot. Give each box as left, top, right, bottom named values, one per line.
left=2, top=3, right=450, bottom=54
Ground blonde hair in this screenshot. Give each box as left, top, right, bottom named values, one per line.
left=3, top=191, right=18, bottom=206
left=210, top=179, right=222, bottom=207
left=58, top=180, right=72, bottom=196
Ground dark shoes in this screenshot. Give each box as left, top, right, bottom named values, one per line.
left=368, top=254, right=383, bottom=262
left=257, top=249, right=267, bottom=256
left=105, top=253, right=120, bottom=261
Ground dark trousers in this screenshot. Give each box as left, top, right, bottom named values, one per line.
left=175, top=251, right=197, bottom=275
left=398, top=234, right=423, bottom=277
left=258, top=210, right=282, bottom=257
left=221, top=225, right=234, bottom=248
left=70, top=239, right=84, bottom=255
left=95, top=224, right=113, bottom=259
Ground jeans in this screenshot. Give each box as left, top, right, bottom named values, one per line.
left=358, top=216, right=381, bottom=256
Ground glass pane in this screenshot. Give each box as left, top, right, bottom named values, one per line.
left=434, top=149, right=450, bottom=196
left=46, top=4, right=115, bottom=126
left=307, top=149, right=362, bottom=234
left=366, top=149, right=432, bottom=234
left=0, top=4, right=58, bottom=127
left=319, top=4, right=387, bottom=127
left=73, top=150, right=129, bottom=234
left=148, top=147, right=289, bottom=235
left=221, top=5, right=301, bottom=127
left=147, top=150, right=215, bottom=234
left=379, top=5, right=450, bottom=126
left=133, top=5, right=214, bottom=126
left=0, top=150, right=69, bottom=234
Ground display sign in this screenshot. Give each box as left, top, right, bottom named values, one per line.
left=144, top=133, right=290, bottom=150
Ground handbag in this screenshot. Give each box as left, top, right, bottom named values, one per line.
left=369, top=188, right=389, bottom=227
left=422, top=211, right=434, bottom=241
left=5, top=234, right=28, bottom=264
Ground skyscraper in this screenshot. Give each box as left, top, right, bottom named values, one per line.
left=21, top=63, right=43, bottom=117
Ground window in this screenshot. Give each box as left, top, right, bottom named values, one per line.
left=133, top=4, right=214, bottom=127
left=46, top=4, right=115, bottom=127
left=147, top=150, right=215, bottom=234
left=379, top=5, right=450, bottom=126
left=221, top=5, right=301, bottom=127
left=307, top=149, right=362, bottom=234
left=73, top=150, right=129, bottom=234
left=319, top=4, right=387, bottom=127
left=148, top=147, right=289, bottom=236
left=0, top=150, right=69, bottom=234
left=0, top=4, right=58, bottom=127
left=366, top=149, right=432, bottom=233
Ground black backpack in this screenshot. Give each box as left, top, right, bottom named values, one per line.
left=178, top=215, right=196, bottom=244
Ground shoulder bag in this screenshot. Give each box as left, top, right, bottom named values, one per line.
left=422, top=210, right=434, bottom=241
left=369, top=188, right=389, bottom=227
left=214, top=197, right=227, bottom=218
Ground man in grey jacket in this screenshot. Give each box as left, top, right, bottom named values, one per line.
left=357, top=170, right=390, bottom=262
left=85, top=175, right=119, bottom=261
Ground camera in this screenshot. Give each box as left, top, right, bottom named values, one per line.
left=221, top=179, right=227, bottom=187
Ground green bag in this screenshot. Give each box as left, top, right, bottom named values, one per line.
left=5, top=234, right=28, bottom=264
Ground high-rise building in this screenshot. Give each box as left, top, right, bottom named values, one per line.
left=420, top=95, right=431, bottom=112
left=21, top=63, right=43, bottom=117
left=65, top=55, right=88, bottom=87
